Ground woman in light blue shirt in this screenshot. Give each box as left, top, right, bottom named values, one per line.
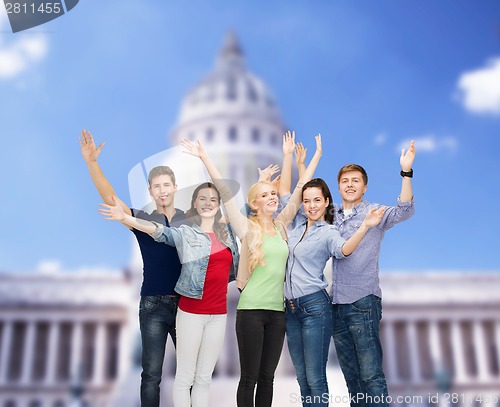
left=285, top=178, right=384, bottom=407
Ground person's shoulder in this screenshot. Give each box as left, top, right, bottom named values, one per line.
left=174, top=208, right=186, bottom=217
left=131, top=208, right=154, bottom=220
left=171, top=208, right=188, bottom=226
left=136, top=209, right=168, bottom=225
left=127, top=208, right=158, bottom=236
left=325, top=222, right=339, bottom=230
left=176, top=223, right=203, bottom=236
left=290, top=212, right=307, bottom=229
left=355, top=200, right=377, bottom=212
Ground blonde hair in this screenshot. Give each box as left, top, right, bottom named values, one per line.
left=246, top=181, right=274, bottom=272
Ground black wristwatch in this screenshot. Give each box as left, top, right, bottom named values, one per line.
left=400, top=169, right=413, bottom=178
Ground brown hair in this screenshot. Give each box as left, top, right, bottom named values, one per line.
left=185, top=182, right=228, bottom=243
left=337, top=164, right=368, bottom=185
left=148, top=166, right=176, bottom=187
left=302, top=178, right=335, bottom=224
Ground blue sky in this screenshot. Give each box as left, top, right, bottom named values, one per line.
left=0, top=1, right=499, bottom=273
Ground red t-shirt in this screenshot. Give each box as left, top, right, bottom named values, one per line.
left=178, top=233, right=232, bottom=315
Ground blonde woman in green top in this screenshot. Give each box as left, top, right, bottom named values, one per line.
left=181, top=132, right=322, bottom=407
left=236, top=134, right=322, bottom=407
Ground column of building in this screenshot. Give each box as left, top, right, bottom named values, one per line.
left=0, top=318, right=126, bottom=390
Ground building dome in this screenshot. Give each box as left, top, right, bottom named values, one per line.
left=175, top=32, right=282, bottom=130
left=170, top=32, right=285, bottom=193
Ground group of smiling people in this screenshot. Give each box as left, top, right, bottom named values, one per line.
left=81, top=129, right=416, bottom=407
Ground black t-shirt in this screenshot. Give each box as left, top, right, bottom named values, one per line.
left=130, top=208, right=186, bottom=296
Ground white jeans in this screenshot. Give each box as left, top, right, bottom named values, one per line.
left=173, top=308, right=227, bottom=407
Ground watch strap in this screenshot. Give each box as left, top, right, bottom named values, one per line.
left=400, top=169, right=413, bottom=178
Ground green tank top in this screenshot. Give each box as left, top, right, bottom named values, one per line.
left=237, top=229, right=288, bottom=311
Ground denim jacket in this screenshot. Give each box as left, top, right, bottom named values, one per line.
left=151, top=222, right=239, bottom=299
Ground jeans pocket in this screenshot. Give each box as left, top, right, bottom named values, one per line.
left=350, top=295, right=373, bottom=312
left=140, top=296, right=161, bottom=312
left=302, top=299, right=329, bottom=317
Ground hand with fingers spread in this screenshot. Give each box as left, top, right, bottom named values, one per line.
left=98, top=196, right=157, bottom=234
left=79, top=129, right=131, bottom=214
left=181, top=139, right=208, bottom=160
left=294, top=142, right=307, bottom=167
left=180, top=138, right=248, bottom=240
left=294, top=142, right=307, bottom=178
left=98, top=196, right=125, bottom=222
left=79, top=129, right=105, bottom=163
left=282, top=130, right=296, bottom=156
left=341, top=204, right=385, bottom=256
left=400, top=140, right=416, bottom=172
left=363, top=207, right=386, bottom=228
left=257, top=164, right=280, bottom=183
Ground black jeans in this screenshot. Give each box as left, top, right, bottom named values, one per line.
left=236, top=309, right=286, bottom=407
left=139, top=295, right=178, bottom=407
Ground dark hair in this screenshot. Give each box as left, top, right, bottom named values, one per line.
left=337, top=164, right=368, bottom=185
left=185, top=182, right=228, bottom=242
left=148, top=166, right=176, bottom=186
left=302, top=178, right=335, bottom=224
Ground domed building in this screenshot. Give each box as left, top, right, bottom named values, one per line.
left=170, top=31, right=286, bottom=194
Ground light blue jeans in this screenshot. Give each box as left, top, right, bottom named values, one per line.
left=286, top=289, right=332, bottom=407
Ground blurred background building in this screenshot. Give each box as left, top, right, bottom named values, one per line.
left=0, top=34, right=499, bottom=407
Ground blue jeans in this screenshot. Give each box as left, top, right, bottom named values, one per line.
left=139, top=295, right=179, bottom=407
left=286, top=290, right=332, bottom=407
left=332, top=295, right=388, bottom=407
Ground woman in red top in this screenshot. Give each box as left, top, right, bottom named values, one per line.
left=100, top=182, right=239, bottom=407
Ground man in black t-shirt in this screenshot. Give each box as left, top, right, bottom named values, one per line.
left=80, top=130, right=185, bottom=407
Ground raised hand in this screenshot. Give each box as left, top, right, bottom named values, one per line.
left=180, top=139, right=207, bottom=160
left=98, top=196, right=125, bottom=221
left=257, top=164, right=280, bottom=182
left=294, top=142, right=307, bottom=167
left=364, top=207, right=386, bottom=228
left=314, top=133, right=322, bottom=156
left=79, top=129, right=105, bottom=163
left=400, top=140, right=416, bottom=172
left=282, top=130, right=296, bottom=155
left=271, top=174, right=281, bottom=192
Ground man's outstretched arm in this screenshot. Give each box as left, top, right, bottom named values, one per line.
left=79, top=129, right=132, bottom=218
left=399, top=139, right=416, bottom=202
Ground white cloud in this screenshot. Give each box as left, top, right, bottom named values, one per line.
left=456, top=58, right=500, bottom=115
left=373, top=132, right=387, bottom=145
left=396, top=135, right=458, bottom=154
left=37, top=259, right=62, bottom=274
left=0, top=16, right=48, bottom=79
left=35, top=259, right=121, bottom=275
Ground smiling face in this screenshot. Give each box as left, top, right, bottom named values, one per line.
left=338, top=170, right=367, bottom=208
left=249, top=182, right=279, bottom=217
left=149, top=174, right=177, bottom=209
left=302, top=187, right=329, bottom=223
left=193, top=187, right=220, bottom=219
